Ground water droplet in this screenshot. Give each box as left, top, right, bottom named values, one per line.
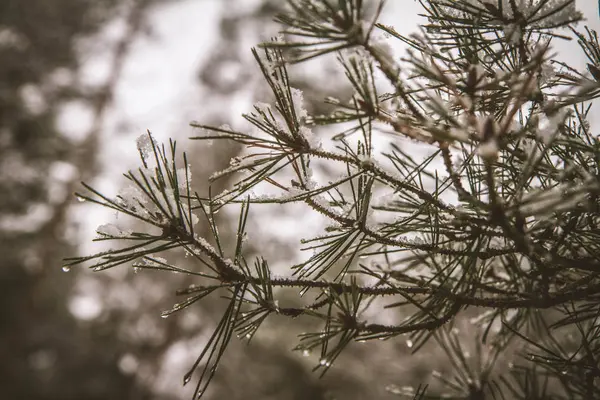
left=319, top=358, right=330, bottom=367
left=76, top=195, right=86, bottom=203
left=61, top=265, right=71, bottom=272
left=406, top=339, right=413, bottom=348
left=245, top=333, right=251, bottom=339
left=302, top=349, right=310, bottom=357
left=183, top=375, right=192, bottom=385
left=161, top=313, right=169, bottom=319
left=133, top=267, right=140, bottom=274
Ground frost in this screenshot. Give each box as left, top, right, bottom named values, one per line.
left=358, top=153, right=375, bottom=167
left=229, top=156, right=242, bottom=167
left=504, top=23, right=521, bottom=44
left=176, top=165, right=192, bottom=189
left=158, top=188, right=178, bottom=214
left=254, top=101, right=271, bottom=113
left=117, top=186, right=148, bottom=211
left=537, top=108, right=568, bottom=144
left=181, top=203, right=199, bottom=227
left=144, top=256, right=168, bottom=266
left=210, top=157, right=260, bottom=181
left=540, top=62, right=556, bottom=84
left=449, top=127, right=470, bottom=141
left=96, top=223, right=131, bottom=237
left=137, top=167, right=155, bottom=180
left=379, top=23, right=398, bottom=39
left=299, top=125, right=321, bottom=149
left=477, top=140, right=498, bottom=160
left=442, top=0, right=581, bottom=29
left=136, top=132, right=156, bottom=160
left=372, top=192, right=396, bottom=208
left=201, top=124, right=231, bottom=147
left=264, top=59, right=282, bottom=76
left=520, top=138, right=536, bottom=154
left=518, top=181, right=598, bottom=217
left=291, top=87, right=308, bottom=120
left=371, top=39, right=395, bottom=67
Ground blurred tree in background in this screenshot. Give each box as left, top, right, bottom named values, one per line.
left=0, top=0, right=163, bottom=398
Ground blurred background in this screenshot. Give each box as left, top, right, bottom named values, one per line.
left=1, top=0, right=598, bottom=399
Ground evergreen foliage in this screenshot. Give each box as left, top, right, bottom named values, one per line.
left=67, top=0, right=600, bottom=398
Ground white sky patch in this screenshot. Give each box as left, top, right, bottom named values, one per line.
left=56, top=100, right=96, bottom=143
left=68, top=293, right=103, bottom=320
left=48, top=161, right=78, bottom=204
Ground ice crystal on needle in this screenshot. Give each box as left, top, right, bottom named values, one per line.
left=96, top=223, right=130, bottom=238
left=291, top=87, right=308, bottom=120
left=136, top=132, right=156, bottom=160
left=117, top=186, right=148, bottom=211
left=176, top=165, right=192, bottom=189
